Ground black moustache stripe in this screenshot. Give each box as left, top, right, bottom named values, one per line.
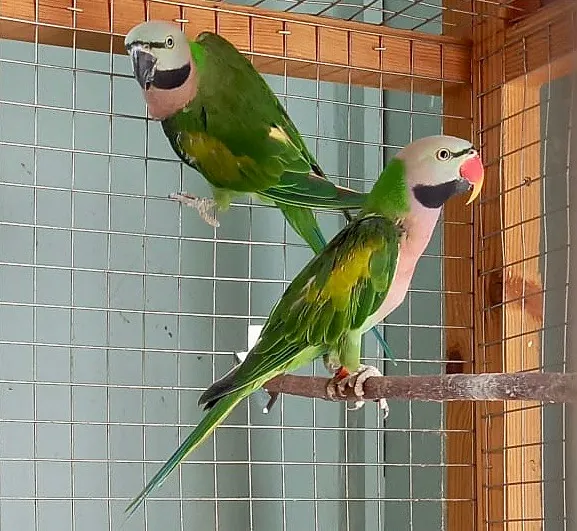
left=451, top=146, right=474, bottom=158
left=126, top=40, right=166, bottom=51
left=153, top=63, right=191, bottom=90
left=413, top=179, right=471, bottom=209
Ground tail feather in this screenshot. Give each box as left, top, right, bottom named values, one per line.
left=125, top=390, right=248, bottom=517
left=260, top=183, right=367, bottom=211
left=276, top=203, right=326, bottom=255
left=370, top=324, right=397, bottom=364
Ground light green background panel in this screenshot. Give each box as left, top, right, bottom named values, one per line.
left=539, top=73, right=576, bottom=531
left=1, top=9, right=448, bottom=529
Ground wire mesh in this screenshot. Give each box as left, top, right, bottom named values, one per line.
left=474, top=4, right=576, bottom=528
left=0, top=1, right=477, bottom=530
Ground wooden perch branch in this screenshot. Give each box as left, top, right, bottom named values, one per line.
left=264, top=372, right=577, bottom=403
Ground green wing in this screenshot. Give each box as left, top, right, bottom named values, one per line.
left=199, top=214, right=402, bottom=407
left=125, top=214, right=400, bottom=516
left=161, top=32, right=367, bottom=211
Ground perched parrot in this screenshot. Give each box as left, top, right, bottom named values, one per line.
left=124, top=21, right=369, bottom=251
left=125, top=135, right=485, bottom=515
left=123, top=20, right=393, bottom=358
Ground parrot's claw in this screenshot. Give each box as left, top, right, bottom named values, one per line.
left=326, top=365, right=389, bottom=418
left=169, top=192, right=220, bottom=228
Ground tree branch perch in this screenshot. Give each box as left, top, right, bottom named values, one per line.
left=264, top=372, right=577, bottom=403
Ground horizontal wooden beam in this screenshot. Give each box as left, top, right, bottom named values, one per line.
left=0, top=0, right=471, bottom=94
left=505, top=0, right=577, bottom=83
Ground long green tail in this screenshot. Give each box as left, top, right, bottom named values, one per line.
left=125, top=389, right=248, bottom=517
left=277, top=203, right=326, bottom=254
left=275, top=203, right=396, bottom=363
left=259, top=179, right=368, bottom=211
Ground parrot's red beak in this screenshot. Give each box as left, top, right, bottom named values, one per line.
left=459, top=154, right=484, bottom=205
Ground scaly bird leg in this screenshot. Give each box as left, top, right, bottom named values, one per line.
left=326, top=365, right=389, bottom=418
left=323, top=353, right=341, bottom=374
left=169, top=192, right=220, bottom=227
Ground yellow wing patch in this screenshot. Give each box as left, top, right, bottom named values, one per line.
left=306, top=244, right=380, bottom=310
left=268, top=125, right=291, bottom=145
left=178, top=132, right=259, bottom=190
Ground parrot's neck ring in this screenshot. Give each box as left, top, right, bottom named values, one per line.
left=152, top=63, right=192, bottom=91
left=412, top=179, right=470, bottom=209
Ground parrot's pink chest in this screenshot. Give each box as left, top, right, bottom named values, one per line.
left=369, top=203, right=441, bottom=326
left=144, top=74, right=197, bottom=121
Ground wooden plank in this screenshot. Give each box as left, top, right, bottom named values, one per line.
left=442, top=2, right=476, bottom=530
left=0, top=0, right=471, bottom=95
left=472, top=1, right=568, bottom=529
left=472, top=1, right=508, bottom=529
left=442, top=83, right=476, bottom=531
left=501, top=78, right=543, bottom=531
left=504, top=0, right=577, bottom=83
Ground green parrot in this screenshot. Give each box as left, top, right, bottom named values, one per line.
left=125, top=135, right=485, bottom=516
left=124, top=20, right=393, bottom=359
left=124, top=20, right=368, bottom=252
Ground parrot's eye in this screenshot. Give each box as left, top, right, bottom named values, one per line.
left=166, top=36, right=175, bottom=48
left=436, top=148, right=452, bottom=161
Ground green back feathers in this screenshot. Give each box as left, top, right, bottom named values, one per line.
left=189, top=40, right=206, bottom=70
left=363, top=158, right=410, bottom=218
left=263, top=215, right=401, bottom=345
left=166, top=32, right=323, bottom=195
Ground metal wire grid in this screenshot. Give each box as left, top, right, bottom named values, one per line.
left=475, top=20, right=575, bottom=530
left=236, top=0, right=528, bottom=32
left=0, top=14, right=473, bottom=531
left=0, top=0, right=531, bottom=38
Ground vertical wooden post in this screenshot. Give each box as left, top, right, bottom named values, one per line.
left=473, top=1, right=507, bottom=529
left=501, top=77, right=543, bottom=531
left=470, top=1, right=573, bottom=528
left=442, top=2, right=476, bottom=529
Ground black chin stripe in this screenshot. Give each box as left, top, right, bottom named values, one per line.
left=152, top=63, right=191, bottom=90
left=413, top=179, right=470, bottom=208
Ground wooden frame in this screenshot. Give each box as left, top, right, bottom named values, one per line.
left=442, top=0, right=476, bottom=526
left=474, top=0, right=576, bottom=529
left=0, top=0, right=471, bottom=94
left=1, top=0, right=575, bottom=529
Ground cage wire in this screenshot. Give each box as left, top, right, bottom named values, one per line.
left=474, top=6, right=576, bottom=529
left=0, top=0, right=573, bottom=530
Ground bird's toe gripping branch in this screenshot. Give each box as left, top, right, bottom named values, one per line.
left=169, top=192, right=220, bottom=227
left=326, top=364, right=389, bottom=418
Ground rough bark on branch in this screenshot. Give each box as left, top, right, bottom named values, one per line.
left=264, top=372, right=577, bottom=403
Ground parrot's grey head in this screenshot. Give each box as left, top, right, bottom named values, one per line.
left=397, top=135, right=484, bottom=208
left=125, top=21, right=192, bottom=92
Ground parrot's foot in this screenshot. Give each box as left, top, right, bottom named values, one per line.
left=169, top=192, right=220, bottom=228
left=326, top=365, right=389, bottom=418
left=323, top=354, right=341, bottom=374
